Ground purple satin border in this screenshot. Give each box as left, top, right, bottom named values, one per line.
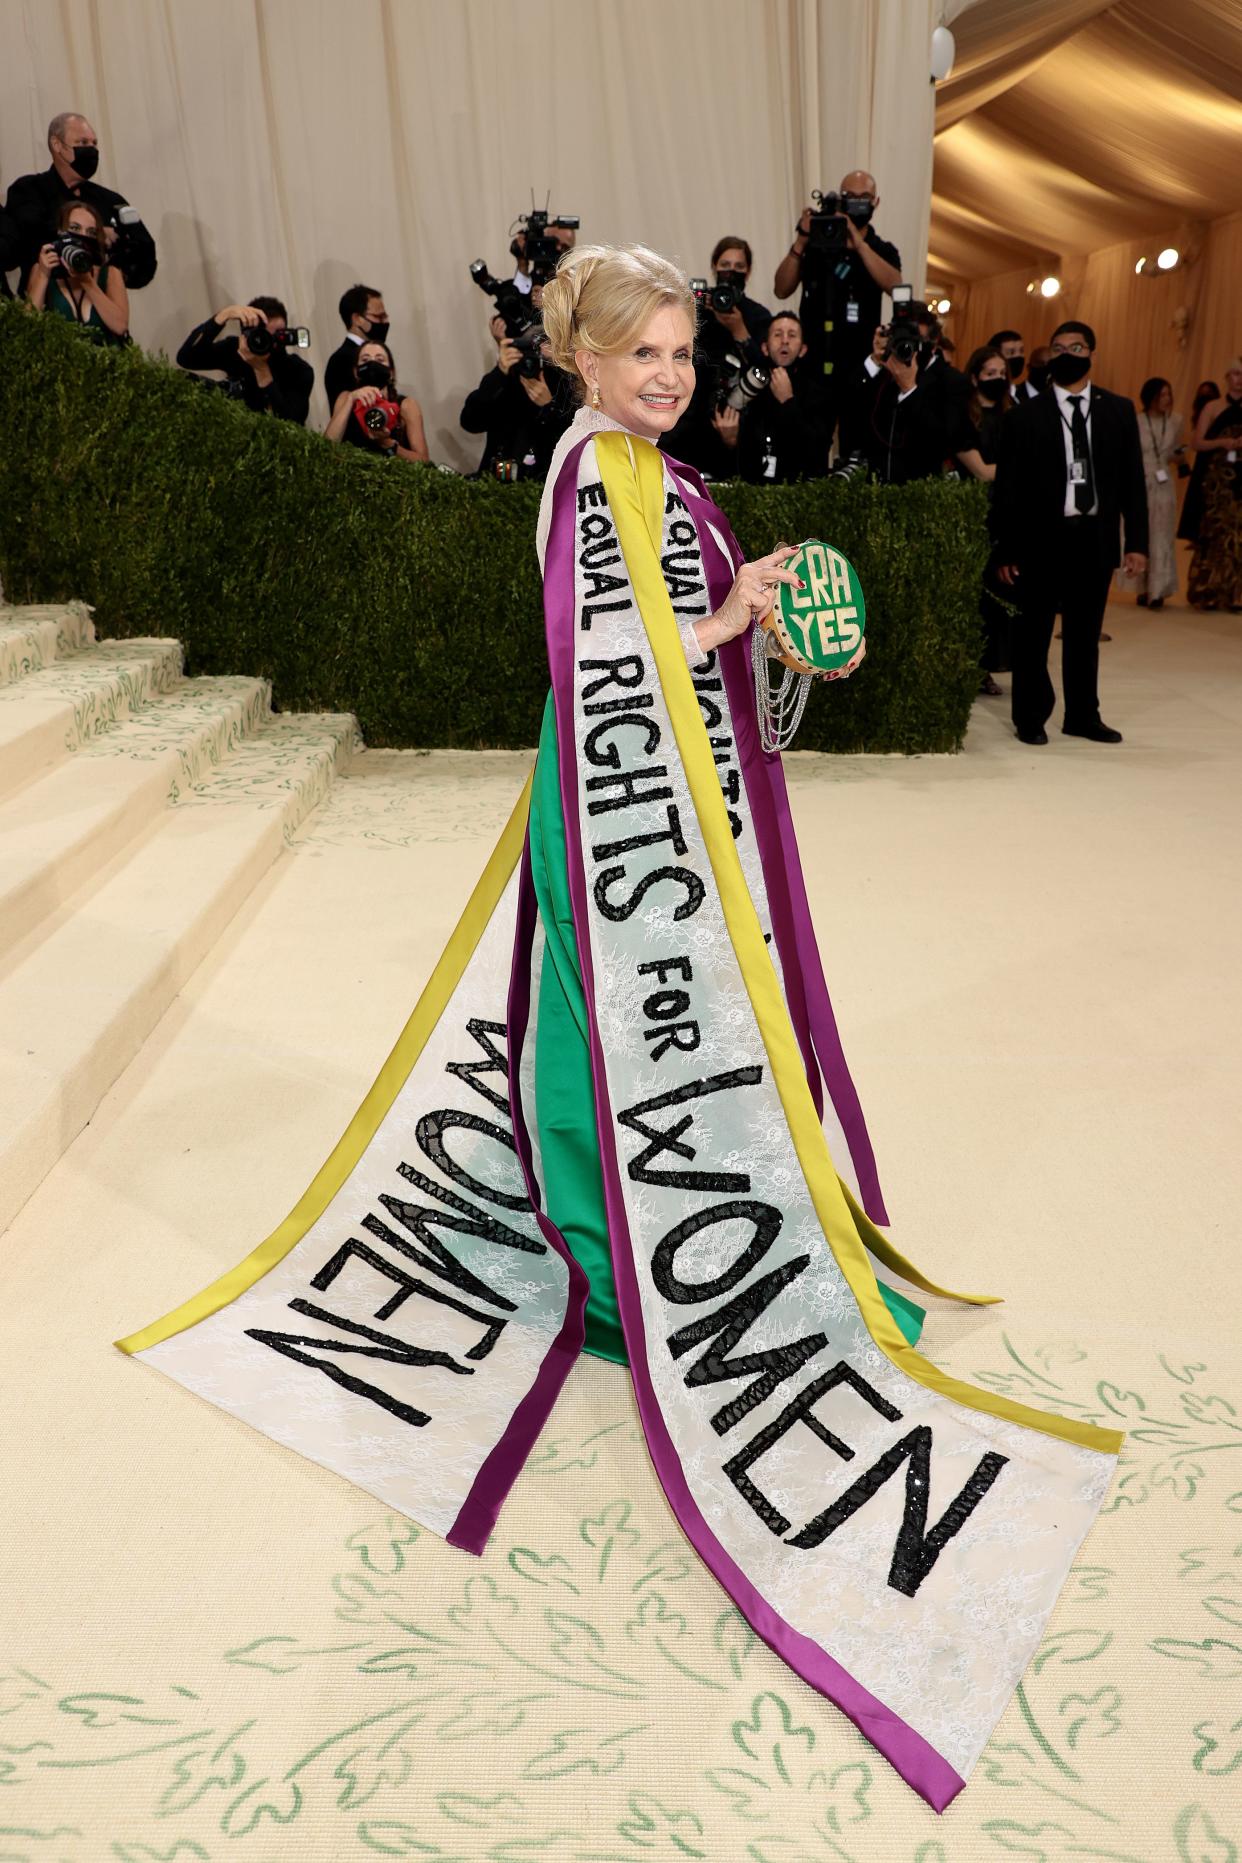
left=545, top=437, right=962, bottom=1810
left=663, top=457, right=888, bottom=1224
left=447, top=837, right=590, bottom=1555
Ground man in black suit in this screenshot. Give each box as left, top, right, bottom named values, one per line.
left=845, top=306, right=973, bottom=482
left=325, top=283, right=389, bottom=413
left=993, top=320, right=1148, bottom=745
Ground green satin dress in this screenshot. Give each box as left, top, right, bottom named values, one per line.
left=526, top=696, right=925, bottom=1364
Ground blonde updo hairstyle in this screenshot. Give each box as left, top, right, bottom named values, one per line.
left=541, top=243, right=697, bottom=402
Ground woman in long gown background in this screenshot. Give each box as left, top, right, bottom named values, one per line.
left=1121, top=377, right=1182, bottom=609
left=1181, top=358, right=1242, bottom=612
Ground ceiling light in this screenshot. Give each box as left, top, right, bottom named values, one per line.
left=935, top=296, right=952, bottom=315
left=1157, top=246, right=1179, bottom=271
left=1026, top=279, right=1038, bottom=295
left=1135, top=256, right=1148, bottom=275
left=1039, top=275, right=1062, bottom=298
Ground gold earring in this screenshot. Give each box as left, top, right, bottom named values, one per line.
left=591, top=382, right=601, bottom=409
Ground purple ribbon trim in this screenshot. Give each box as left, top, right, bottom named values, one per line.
left=664, top=458, right=888, bottom=1224
left=544, top=437, right=960, bottom=1809
left=447, top=837, right=589, bottom=1555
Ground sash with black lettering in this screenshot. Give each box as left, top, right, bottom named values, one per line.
left=540, top=429, right=1121, bottom=1811
left=117, top=426, right=1121, bottom=1812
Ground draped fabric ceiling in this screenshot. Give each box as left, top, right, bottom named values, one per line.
left=935, top=0, right=1242, bottom=404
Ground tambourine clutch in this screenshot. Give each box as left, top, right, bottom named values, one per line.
left=760, top=540, right=867, bottom=675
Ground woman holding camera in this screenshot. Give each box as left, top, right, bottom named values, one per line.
left=25, top=199, right=128, bottom=345
left=324, top=340, right=428, bottom=463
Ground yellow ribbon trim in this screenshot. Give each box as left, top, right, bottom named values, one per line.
left=116, top=773, right=534, bottom=1355
left=595, top=431, right=1120, bottom=1457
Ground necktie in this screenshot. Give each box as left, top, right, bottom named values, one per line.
left=1069, top=394, right=1094, bottom=514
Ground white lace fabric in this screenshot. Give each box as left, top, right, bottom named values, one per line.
left=537, top=405, right=709, bottom=669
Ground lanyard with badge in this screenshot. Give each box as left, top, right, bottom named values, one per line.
left=1145, top=412, right=1170, bottom=484
left=1058, top=398, right=1093, bottom=489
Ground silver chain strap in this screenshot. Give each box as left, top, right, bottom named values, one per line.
left=751, top=625, right=812, bottom=753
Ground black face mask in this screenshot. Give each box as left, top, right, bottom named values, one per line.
left=1005, top=354, right=1025, bottom=379
left=1028, top=362, right=1051, bottom=393
left=69, top=146, right=100, bottom=180
left=977, top=378, right=1008, bottom=404
left=362, top=317, right=389, bottom=346
left=357, top=360, right=392, bottom=390
left=1049, top=351, right=1092, bottom=387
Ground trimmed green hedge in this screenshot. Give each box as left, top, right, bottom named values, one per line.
left=0, top=302, right=988, bottom=751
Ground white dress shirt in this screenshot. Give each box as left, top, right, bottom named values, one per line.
left=1052, top=379, right=1097, bottom=518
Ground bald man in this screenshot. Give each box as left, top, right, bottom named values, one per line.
left=774, top=170, right=902, bottom=439
left=5, top=111, right=156, bottom=293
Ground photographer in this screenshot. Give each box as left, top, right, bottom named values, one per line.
left=460, top=312, right=572, bottom=481
left=702, top=238, right=772, bottom=363
left=511, top=219, right=576, bottom=301
left=5, top=112, right=156, bottom=294
left=325, top=340, right=428, bottom=462
left=659, top=237, right=772, bottom=477
left=773, top=171, right=901, bottom=405
left=24, top=199, right=128, bottom=345
left=325, top=283, right=390, bottom=413
left=849, top=302, right=972, bottom=484
left=735, top=312, right=829, bottom=483
left=176, top=298, right=314, bottom=424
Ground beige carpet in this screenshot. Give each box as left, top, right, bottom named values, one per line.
left=1, top=600, right=1239, bottom=1862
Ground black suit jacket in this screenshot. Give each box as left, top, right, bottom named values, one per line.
left=992, top=383, right=1148, bottom=575
left=325, top=336, right=364, bottom=413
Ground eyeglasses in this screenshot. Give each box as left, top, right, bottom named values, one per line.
left=1050, top=341, right=1090, bottom=357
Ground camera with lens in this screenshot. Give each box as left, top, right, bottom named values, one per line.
left=880, top=287, right=935, bottom=367
left=829, top=449, right=868, bottom=482
left=52, top=230, right=102, bottom=276
left=245, top=320, right=311, bottom=357
left=468, top=261, right=546, bottom=377
left=717, top=350, right=771, bottom=413
left=690, top=276, right=745, bottom=317
left=813, top=189, right=875, bottom=228
left=801, top=187, right=877, bottom=268
left=510, top=207, right=579, bottom=285
left=354, top=397, right=401, bottom=439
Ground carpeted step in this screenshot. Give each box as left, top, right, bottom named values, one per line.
left=0, top=637, right=184, bottom=798
left=0, top=676, right=273, bottom=958
left=0, top=711, right=358, bottom=1237
left=176, top=711, right=360, bottom=839
left=0, top=601, right=95, bottom=689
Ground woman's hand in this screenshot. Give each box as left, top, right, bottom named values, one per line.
left=351, top=385, right=384, bottom=408
left=37, top=243, right=59, bottom=276
left=819, top=640, right=866, bottom=682
left=694, top=545, right=802, bottom=654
